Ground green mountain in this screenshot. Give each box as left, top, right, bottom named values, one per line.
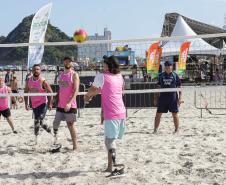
left=0, top=15, right=77, bottom=66
left=0, top=36, right=6, bottom=43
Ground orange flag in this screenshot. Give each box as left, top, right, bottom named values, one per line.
left=146, top=42, right=162, bottom=79
left=178, top=41, right=191, bottom=77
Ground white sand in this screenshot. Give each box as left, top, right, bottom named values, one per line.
left=0, top=89, right=226, bottom=185
left=0, top=70, right=225, bottom=184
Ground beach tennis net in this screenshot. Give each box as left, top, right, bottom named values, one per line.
left=1, top=86, right=226, bottom=114
left=1, top=33, right=226, bottom=86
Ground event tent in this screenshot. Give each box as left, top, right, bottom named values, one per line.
left=219, top=41, right=226, bottom=55
left=162, top=16, right=220, bottom=57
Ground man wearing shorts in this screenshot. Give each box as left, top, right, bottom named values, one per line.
left=154, top=61, right=183, bottom=134
left=85, top=56, right=126, bottom=172
left=24, top=64, right=53, bottom=143
left=53, top=57, right=80, bottom=150
left=0, top=77, right=17, bottom=133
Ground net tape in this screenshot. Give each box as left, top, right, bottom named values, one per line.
left=0, top=33, right=226, bottom=48
left=0, top=86, right=225, bottom=97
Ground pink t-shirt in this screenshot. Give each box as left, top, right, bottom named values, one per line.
left=93, top=72, right=126, bottom=120
left=27, top=77, right=48, bottom=108
left=0, top=85, right=9, bottom=111
left=58, top=70, right=77, bottom=109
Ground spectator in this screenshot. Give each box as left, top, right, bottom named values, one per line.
left=213, top=69, right=223, bottom=83
left=129, top=65, right=138, bottom=82
left=4, top=70, right=10, bottom=86
left=10, top=76, right=19, bottom=109
left=25, top=71, right=32, bottom=82
left=11, top=70, right=16, bottom=80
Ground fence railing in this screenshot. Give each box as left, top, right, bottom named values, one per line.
left=194, top=85, right=226, bottom=117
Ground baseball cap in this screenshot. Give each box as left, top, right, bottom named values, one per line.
left=164, top=61, right=173, bottom=66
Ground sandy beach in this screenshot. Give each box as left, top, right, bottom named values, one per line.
left=0, top=88, right=225, bottom=185
left=1, top=0, right=226, bottom=184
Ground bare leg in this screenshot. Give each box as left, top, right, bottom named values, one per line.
left=154, top=112, right=162, bottom=133
left=101, top=109, right=104, bottom=125
left=172, top=112, right=179, bottom=133
left=12, top=103, right=15, bottom=109
left=105, top=139, right=116, bottom=172
left=6, top=116, right=17, bottom=133
left=67, top=122, right=77, bottom=150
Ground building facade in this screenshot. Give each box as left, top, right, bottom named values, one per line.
left=77, top=28, right=111, bottom=63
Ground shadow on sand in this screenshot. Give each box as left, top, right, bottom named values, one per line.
left=0, top=170, right=94, bottom=180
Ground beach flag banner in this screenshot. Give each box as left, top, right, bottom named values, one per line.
left=27, top=3, right=52, bottom=69
left=146, top=42, right=162, bottom=79
left=178, top=41, right=191, bottom=78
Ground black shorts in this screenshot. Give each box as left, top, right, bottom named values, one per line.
left=12, top=90, right=18, bottom=93
left=33, top=103, right=47, bottom=120
left=0, top=108, right=11, bottom=118
left=157, top=97, right=179, bottom=113
left=11, top=90, right=18, bottom=104
left=56, top=107, right=77, bottom=114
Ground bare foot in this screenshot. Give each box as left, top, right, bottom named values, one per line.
left=73, top=145, right=78, bottom=150
left=153, top=129, right=158, bottom=134
left=173, top=129, right=179, bottom=134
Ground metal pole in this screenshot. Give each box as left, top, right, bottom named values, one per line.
left=21, top=69, right=23, bottom=86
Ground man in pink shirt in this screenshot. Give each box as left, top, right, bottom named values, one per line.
left=53, top=57, right=80, bottom=150
left=24, top=64, right=53, bottom=143
left=0, top=77, right=17, bottom=133
left=85, top=56, right=126, bottom=176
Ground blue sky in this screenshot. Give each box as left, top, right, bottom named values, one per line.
left=0, top=0, right=226, bottom=39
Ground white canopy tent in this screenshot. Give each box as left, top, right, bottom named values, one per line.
left=220, top=41, right=226, bottom=55
left=162, top=16, right=220, bottom=57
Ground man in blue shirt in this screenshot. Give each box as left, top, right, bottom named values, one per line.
left=153, top=61, right=183, bottom=133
